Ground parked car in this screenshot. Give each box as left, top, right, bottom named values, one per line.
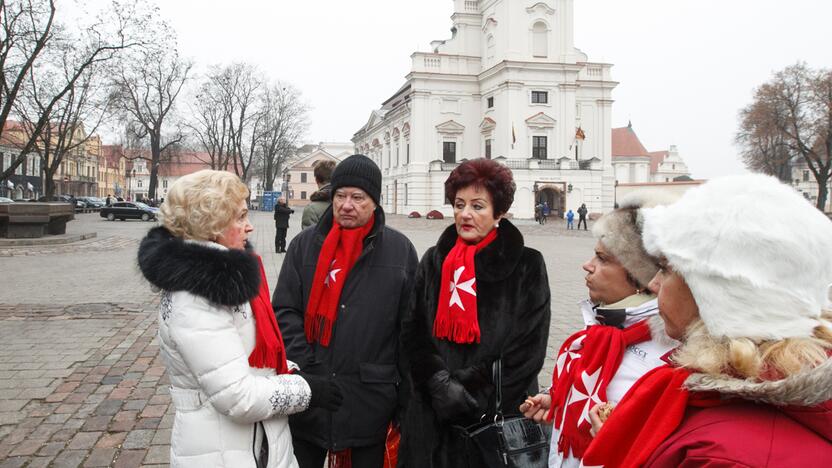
left=0, top=197, right=13, bottom=203
left=38, top=194, right=84, bottom=212
left=100, top=201, right=157, bottom=221
left=77, top=196, right=105, bottom=212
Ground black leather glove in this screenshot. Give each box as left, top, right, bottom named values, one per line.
left=299, top=372, right=343, bottom=411
left=453, top=364, right=494, bottom=408
left=426, top=369, right=478, bottom=421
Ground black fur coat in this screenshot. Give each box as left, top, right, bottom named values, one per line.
left=398, top=219, right=551, bottom=468
left=137, top=226, right=260, bottom=306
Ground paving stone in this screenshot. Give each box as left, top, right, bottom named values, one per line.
left=81, top=416, right=111, bottom=432
left=0, top=457, right=26, bottom=468
left=51, top=449, right=88, bottom=468
left=83, top=447, right=116, bottom=467
left=25, top=456, right=55, bottom=468
left=8, top=438, right=44, bottom=456
left=143, top=444, right=169, bottom=464
left=135, top=417, right=160, bottom=430
left=122, top=429, right=154, bottom=449
left=150, top=428, right=171, bottom=446
left=113, top=449, right=146, bottom=468
left=93, top=399, right=122, bottom=416
left=37, top=441, right=66, bottom=456
left=67, top=431, right=101, bottom=450
left=139, top=405, right=166, bottom=419
left=94, top=431, right=126, bottom=449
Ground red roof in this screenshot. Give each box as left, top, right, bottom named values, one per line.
left=611, top=125, right=650, bottom=158
left=648, top=150, right=669, bottom=173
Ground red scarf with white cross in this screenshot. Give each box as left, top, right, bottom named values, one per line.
left=433, top=228, right=498, bottom=344
left=305, top=215, right=375, bottom=346
left=547, top=320, right=652, bottom=459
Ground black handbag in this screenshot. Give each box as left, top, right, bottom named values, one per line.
left=453, top=359, right=551, bottom=468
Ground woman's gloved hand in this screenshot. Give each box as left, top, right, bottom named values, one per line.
left=299, top=372, right=343, bottom=411
left=426, top=369, right=478, bottom=421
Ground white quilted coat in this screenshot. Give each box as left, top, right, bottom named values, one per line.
left=158, top=279, right=311, bottom=467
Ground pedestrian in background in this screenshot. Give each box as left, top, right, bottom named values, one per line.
left=577, top=203, right=588, bottom=230
left=138, top=170, right=342, bottom=468
left=583, top=175, right=832, bottom=467
left=566, top=209, right=574, bottom=229
left=274, top=155, right=418, bottom=468
left=302, top=159, right=336, bottom=229
left=399, top=158, right=551, bottom=468
left=520, top=192, right=679, bottom=468
left=542, top=201, right=550, bottom=224
left=274, top=197, right=294, bottom=253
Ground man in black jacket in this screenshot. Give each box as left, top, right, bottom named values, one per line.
left=273, top=154, right=418, bottom=468
left=273, top=197, right=294, bottom=253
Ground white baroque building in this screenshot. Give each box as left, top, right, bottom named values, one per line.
left=352, top=0, right=618, bottom=219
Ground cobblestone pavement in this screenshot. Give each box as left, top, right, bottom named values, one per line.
left=0, top=210, right=595, bottom=467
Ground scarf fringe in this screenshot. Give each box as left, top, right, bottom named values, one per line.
left=248, top=345, right=280, bottom=370
left=305, top=314, right=335, bottom=347
left=433, top=315, right=481, bottom=344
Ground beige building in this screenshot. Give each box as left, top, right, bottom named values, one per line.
left=284, top=149, right=341, bottom=206
left=98, top=145, right=127, bottom=198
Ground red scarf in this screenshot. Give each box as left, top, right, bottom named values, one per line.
left=433, top=228, right=498, bottom=344
left=547, top=320, right=652, bottom=458
left=249, top=256, right=290, bottom=374
left=581, top=365, right=724, bottom=468
left=305, top=215, right=375, bottom=346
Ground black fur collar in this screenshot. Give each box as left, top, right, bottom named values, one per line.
left=137, top=226, right=260, bottom=306
left=436, top=218, right=525, bottom=282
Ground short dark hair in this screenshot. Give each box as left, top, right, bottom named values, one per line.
left=314, top=160, right=336, bottom=184
left=444, top=158, right=515, bottom=217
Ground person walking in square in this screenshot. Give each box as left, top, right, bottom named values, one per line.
left=274, top=197, right=294, bottom=253
left=274, top=154, right=418, bottom=468
left=302, top=160, right=336, bottom=229
left=577, top=203, right=588, bottom=230
left=566, top=209, right=575, bottom=229
left=542, top=201, right=550, bottom=224
left=398, top=158, right=551, bottom=467
left=138, top=170, right=342, bottom=468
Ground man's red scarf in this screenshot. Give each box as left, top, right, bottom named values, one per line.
left=305, top=215, right=375, bottom=346
left=433, top=228, right=498, bottom=344
left=547, top=320, right=652, bottom=458
left=581, top=365, right=724, bottom=468
left=249, top=256, right=289, bottom=374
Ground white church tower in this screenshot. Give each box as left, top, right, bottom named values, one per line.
left=353, top=0, right=618, bottom=218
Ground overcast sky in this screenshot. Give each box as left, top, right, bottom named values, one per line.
left=150, top=0, right=832, bottom=179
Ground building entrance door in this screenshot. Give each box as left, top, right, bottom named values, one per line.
left=538, top=187, right=565, bottom=219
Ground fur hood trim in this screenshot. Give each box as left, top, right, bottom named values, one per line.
left=684, top=357, right=832, bottom=407
left=436, top=218, right=524, bottom=282
left=137, top=226, right=260, bottom=306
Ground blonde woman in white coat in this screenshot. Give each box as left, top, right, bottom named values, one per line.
left=138, top=170, right=343, bottom=468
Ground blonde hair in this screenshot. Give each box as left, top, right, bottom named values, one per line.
left=159, top=170, right=249, bottom=241
left=673, top=311, right=832, bottom=380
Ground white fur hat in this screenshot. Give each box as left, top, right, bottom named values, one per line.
left=592, top=191, right=679, bottom=287
left=641, top=174, right=832, bottom=340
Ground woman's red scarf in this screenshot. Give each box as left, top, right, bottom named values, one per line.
left=433, top=228, right=498, bottom=344
left=249, top=255, right=290, bottom=374
left=547, top=320, right=652, bottom=458
left=305, top=215, right=375, bottom=346
left=581, top=365, right=724, bottom=468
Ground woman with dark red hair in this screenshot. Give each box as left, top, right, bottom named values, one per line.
left=398, top=158, right=552, bottom=467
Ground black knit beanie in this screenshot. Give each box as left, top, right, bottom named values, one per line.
left=330, top=154, right=382, bottom=205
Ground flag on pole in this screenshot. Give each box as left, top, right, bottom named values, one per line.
left=511, top=123, right=517, bottom=148
left=576, top=126, right=586, bottom=140
left=6, top=180, right=13, bottom=190
left=26, top=182, right=34, bottom=191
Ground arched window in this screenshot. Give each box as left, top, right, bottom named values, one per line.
left=486, top=35, right=495, bottom=63
left=532, top=22, right=548, bottom=58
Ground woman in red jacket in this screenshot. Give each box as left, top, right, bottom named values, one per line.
left=583, top=174, right=832, bottom=468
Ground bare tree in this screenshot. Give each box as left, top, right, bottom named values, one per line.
left=256, top=83, right=308, bottom=191
left=0, top=0, right=151, bottom=180
left=111, top=34, right=192, bottom=200
left=736, top=84, right=793, bottom=182
left=737, top=63, right=832, bottom=209
left=0, top=0, right=56, bottom=143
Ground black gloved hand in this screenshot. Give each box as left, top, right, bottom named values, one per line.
left=299, top=372, right=343, bottom=412
left=426, top=369, right=478, bottom=421
left=453, top=364, right=495, bottom=407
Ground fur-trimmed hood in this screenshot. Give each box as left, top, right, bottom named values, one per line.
left=137, top=226, right=260, bottom=306
left=684, top=357, right=832, bottom=408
